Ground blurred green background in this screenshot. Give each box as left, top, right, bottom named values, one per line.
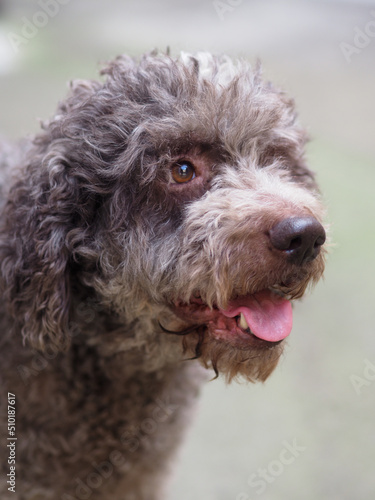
left=1, top=1, right=374, bottom=499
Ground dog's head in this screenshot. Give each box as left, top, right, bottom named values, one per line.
left=1, top=52, right=326, bottom=381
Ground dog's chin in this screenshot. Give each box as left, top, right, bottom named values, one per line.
left=165, top=288, right=290, bottom=382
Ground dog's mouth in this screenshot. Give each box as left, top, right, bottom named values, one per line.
left=169, top=288, right=293, bottom=347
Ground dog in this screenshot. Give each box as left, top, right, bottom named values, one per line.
left=0, top=51, right=326, bottom=499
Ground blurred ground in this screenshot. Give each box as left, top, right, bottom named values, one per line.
left=0, top=1, right=374, bottom=499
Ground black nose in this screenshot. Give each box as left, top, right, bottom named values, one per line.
left=269, top=216, right=326, bottom=265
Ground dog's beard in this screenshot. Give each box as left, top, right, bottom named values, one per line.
left=161, top=321, right=284, bottom=383
left=181, top=326, right=283, bottom=382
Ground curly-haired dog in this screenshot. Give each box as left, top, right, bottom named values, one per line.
left=0, top=52, right=326, bottom=499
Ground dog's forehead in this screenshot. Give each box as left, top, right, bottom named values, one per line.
left=116, top=53, right=302, bottom=162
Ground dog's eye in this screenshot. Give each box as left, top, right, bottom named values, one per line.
left=171, top=162, right=196, bottom=183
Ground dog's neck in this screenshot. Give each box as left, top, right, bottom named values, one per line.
left=69, top=296, right=185, bottom=376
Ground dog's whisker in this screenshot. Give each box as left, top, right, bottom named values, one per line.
left=158, top=321, right=198, bottom=336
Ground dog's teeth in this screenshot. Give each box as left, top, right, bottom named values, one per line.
left=239, top=313, right=249, bottom=330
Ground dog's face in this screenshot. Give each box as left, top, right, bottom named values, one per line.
left=86, top=52, right=326, bottom=381
left=4, top=52, right=326, bottom=381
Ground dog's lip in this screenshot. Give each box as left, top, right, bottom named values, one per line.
left=171, top=289, right=293, bottom=344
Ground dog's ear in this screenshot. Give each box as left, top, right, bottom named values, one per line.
left=0, top=81, right=104, bottom=352
left=1, top=147, right=77, bottom=352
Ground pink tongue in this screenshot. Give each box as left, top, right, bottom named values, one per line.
left=220, top=290, right=293, bottom=342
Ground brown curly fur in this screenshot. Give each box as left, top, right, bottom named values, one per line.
left=0, top=51, right=326, bottom=499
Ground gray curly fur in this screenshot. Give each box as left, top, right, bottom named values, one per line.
left=0, top=51, right=326, bottom=499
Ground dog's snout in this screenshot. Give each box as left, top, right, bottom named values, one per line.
left=269, top=216, right=326, bottom=265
